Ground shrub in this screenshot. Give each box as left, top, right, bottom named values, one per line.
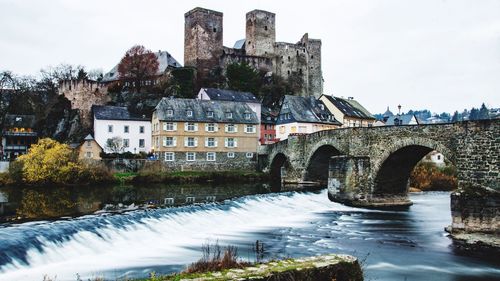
left=185, top=242, right=249, bottom=274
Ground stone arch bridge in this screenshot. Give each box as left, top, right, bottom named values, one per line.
left=260, top=120, right=499, bottom=210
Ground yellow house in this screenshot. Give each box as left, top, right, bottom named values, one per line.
left=76, top=134, right=103, bottom=160
left=151, top=98, right=259, bottom=169
left=319, top=95, right=376, bottom=128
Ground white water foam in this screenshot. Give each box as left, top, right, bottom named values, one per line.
left=0, top=190, right=357, bottom=281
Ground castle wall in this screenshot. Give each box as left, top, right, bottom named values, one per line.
left=274, top=42, right=310, bottom=97
left=220, top=52, right=273, bottom=74
left=58, top=80, right=110, bottom=128
left=245, top=10, right=276, bottom=57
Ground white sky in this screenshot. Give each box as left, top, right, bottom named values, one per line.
left=1, top=0, right=499, bottom=114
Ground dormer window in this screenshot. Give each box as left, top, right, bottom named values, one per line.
left=283, top=104, right=289, bottom=109
left=206, top=111, right=214, bottom=118
left=225, top=111, right=233, bottom=119
left=244, top=112, right=251, bottom=120
left=186, top=109, right=193, bottom=117
left=166, top=109, right=173, bottom=117
left=319, top=104, right=325, bottom=110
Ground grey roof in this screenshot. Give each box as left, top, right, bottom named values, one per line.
left=102, top=50, right=182, bottom=82
left=278, top=95, right=342, bottom=125
left=322, top=95, right=375, bottom=119
left=261, top=106, right=278, bottom=124
left=93, top=106, right=149, bottom=121
left=233, top=39, right=246, bottom=49
left=383, top=107, right=394, bottom=117
left=385, top=114, right=419, bottom=125
left=84, top=134, right=94, bottom=141
left=3, top=114, right=36, bottom=128
left=155, top=98, right=259, bottom=124
left=201, top=88, right=260, bottom=103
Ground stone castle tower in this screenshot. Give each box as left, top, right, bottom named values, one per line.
left=184, top=7, right=323, bottom=98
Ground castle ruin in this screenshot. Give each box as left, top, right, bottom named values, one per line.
left=184, top=7, right=323, bottom=98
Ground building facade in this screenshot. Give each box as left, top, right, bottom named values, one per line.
left=276, top=95, right=341, bottom=140
left=76, top=134, right=103, bottom=160
left=152, top=98, right=259, bottom=170
left=93, top=106, right=151, bottom=154
left=319, top=95, right=376, bottom=128
left=184, top=7, right=323, bottom=97
left=260, top=107, right=279, bottom=145
left=1, top=114, right=38, bottom=160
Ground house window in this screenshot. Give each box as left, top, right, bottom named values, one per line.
left=225, top=112, right=233, bottom=119
left=206, top=152, right=216, bottom=161
left=186, top=196, right=196, bottom=203
left=246, top=152, right=254, bottom=158
left=186, top=110, right=193, bottom=117
left=139, top=139, right=145, bottom=148
left=164, top=137, right=175, bottom=147
left=165, top=152, right=175, bottom=162
left=206, top=123, right=216, bottom=132
left=164, top=198, right=174, bottom=205
left=108, top=125, right=113, bottom=133
left=206, top=111, right=214, bottom=118
left=227, top=152, right=235, bottom=158
left=186, top=137, right=196, bottom=147
left=139, top=126, right=145, bottom=133
left=226, top=124, right=236, bottom=133
left=186, top=122, right=196, bottom=131
left=206, top=137, right=216, bottom=147
left=86, top=141, right=92, bottom=147
left=123, top=139, right=130, bottom=147
left=166, top=109, right=173, bottom=116
left=245, top=125, right=255, bottom=133
left=124, top=125, right=129, bottom=133
left=164, top=122, right=176, bottom=131
left=226, top=138, right=236, bottom=148
left=186, top=152, right=196, bottom=161
left=244, top=113, right=251, bottom=120
left=85, top=152, right=93, bottom=158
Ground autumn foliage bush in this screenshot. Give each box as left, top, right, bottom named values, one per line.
left=410, top=162, right=457, bottom=191
left=10, top=138, right=113, bottom=185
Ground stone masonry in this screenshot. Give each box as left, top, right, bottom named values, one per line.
left=184, top=7, right=323, bottom=97
left=260, top=119, right=500, bottom=234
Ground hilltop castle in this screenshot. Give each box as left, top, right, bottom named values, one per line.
left=184, top=7, right=323, bottom=98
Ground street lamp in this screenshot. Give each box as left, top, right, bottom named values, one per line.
left=397, top=104, right=402, bottom=125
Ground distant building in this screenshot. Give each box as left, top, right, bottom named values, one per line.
left=260, top=107, right=279, bottom=145
left=152, top=98, right=259, bottom=169
left=382, top=107, right=394, bottom=122
left=422, top=150, right=445, bottom=167
left=75, top=134, right=103, bottom=160
left=102, top=50, right=182, bottom=86
left=385, top=114, right=420, bottom=126
left=319, top=95, right=376, bottom=128
left=93, top=106, right=151, bottom=154
left=276, top=95, right=341, bottom=140
left=1, top=114, right=38, bottom=160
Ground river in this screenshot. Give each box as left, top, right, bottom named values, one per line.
left=0, top=185, right=498, bottom=281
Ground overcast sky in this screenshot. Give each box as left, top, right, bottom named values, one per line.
left=1, top=0, right=499, bottom=114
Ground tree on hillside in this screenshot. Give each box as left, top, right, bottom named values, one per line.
left=478, top=103, right=490, bottom=120
left=118, top=45, right=159, bottom=93
left=226, top=62, right=261, bottom=94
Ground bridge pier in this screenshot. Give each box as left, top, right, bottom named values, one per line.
left=328, top=155, right=412, bottom=208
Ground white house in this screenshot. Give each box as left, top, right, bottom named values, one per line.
left=276, top=95, right=342, bottom=140
left=93, top=105, right=151, bottom=154
left=423, top=150, right=445, bottom=167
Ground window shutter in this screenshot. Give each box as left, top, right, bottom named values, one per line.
left=224, top=138, right=228, bottom=148
left=234, top=138, right=238, bottom=147
left=184, top=137, right=188, bottom=147
left=163, top=123, right=167, bottom=131
left=195, top=123, right=198, bottom=131
left=173, top=137, right=177, bottom=146
left=205, top=137, right=208, bottom=147
left=234, top=124, right=238, bottom=133
left=184, top=123, right=188, bottom=131
left=162, top=137, right=167, bottom=147
left=173, top=123, right=177, bottom=131
left=205, top=123, right=208, bottom=132
left=214, top=138, right=218, bottom=147
left=215, top=124, right=219, bottom=132
left=194, top=137, right=198, bottom=147
left=224, top=124, right=228, bottom=133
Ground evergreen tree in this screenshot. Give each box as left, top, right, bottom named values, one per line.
left=478, top=103, right=490, bottom=120
left=469, top=107, right=479, bottom=120
left=451, top=111, right=460, bottom=122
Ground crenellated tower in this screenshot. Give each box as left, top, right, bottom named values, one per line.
left=245, top=10, right=276, bottom=57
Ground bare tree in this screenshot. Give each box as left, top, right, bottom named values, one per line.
left=106, top=136, right=125, bottom=154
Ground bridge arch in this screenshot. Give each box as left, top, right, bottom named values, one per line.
left=305, top=144, right=342, bottom=183
left=269, top=152, right=291, bottom=184
left=371, top=137, right=455, bottom=195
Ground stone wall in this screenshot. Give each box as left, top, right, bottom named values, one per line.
left=450, top=189, right=499, bottom=234
left=58, top=79, right=109, bottom=128
left=245, top=10, right=276, bottom=57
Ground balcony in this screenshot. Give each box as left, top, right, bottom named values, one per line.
left=3, top=131, right=37, bottom=137
left=4, top=145, right=28, bottom=151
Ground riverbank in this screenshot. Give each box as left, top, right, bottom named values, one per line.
left=135, top=254, right=363, bottom=281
